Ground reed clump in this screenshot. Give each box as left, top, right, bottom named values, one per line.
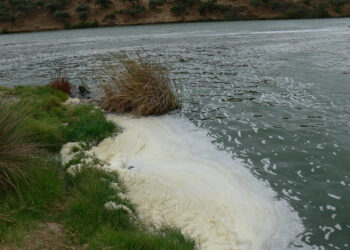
left=0, top=99, right=39, bottom=193
left=100, top=53, right=179, bottom=116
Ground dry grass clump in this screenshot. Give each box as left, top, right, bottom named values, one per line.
left=23, top=223, right=74, bottom=250
left=49, top=74, right=71, bottom=95
left=0, top=99, right=39, bottom=193
left=99, top=53, right=179, bottom=116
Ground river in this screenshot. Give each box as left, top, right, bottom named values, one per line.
left=1, top=18, right=349, bottom=249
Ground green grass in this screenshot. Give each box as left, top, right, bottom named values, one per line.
left=0, top=85, right=195, bottom=249
left=0, top=98, right=40, bottom=194
left=62, top=167, right=195, bottom=249
left=88, top=227, right=195, bottom=249
left=0, top=159, right=64, bottom=246
left=3, top=85, right=115, bottom=151
left=64, top=105, right=115, bottom=143
left=63, top=168, right=135, bottom=243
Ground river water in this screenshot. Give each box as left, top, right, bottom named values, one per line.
left=1, top=18, right=349, bottom=249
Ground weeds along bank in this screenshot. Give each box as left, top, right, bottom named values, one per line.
left=0, top=85, right=195, bottom=249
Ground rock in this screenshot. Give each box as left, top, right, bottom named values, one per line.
left=79, top=84, right=90, bottom=96
left=47, top=223, right=63, bottom=234
left=64, top=97, right=81, bottom=106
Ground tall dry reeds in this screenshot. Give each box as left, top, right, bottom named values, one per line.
left=0, top=99, right=40, bottom=193
left=99, top=53, right=179, bottom=116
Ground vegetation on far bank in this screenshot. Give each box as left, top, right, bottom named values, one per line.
left=1, top=0, right=349, bottom=34
left=0, top=85, right=195, bottom=249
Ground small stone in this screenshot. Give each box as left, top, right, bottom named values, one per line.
left=78, top=85, right=90, bottom=96
left=64, top=97, right=81, bottom=106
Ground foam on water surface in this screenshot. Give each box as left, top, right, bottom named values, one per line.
left=91, top=115, right=306, bottom=250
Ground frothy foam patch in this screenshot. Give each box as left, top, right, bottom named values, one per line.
left=90, top=115, right=307, bottom=250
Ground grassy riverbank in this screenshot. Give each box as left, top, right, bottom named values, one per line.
left=0, top=86, right=195, bottom=249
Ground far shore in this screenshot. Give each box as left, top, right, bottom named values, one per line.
left=1, top=16, right=350, bottom=35
left=1, top=0, right=349, bottom=35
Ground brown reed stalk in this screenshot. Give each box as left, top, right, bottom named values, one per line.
left=99, top=53, right=179, bottom=116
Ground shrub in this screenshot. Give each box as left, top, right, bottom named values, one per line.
left=198, top=0, right=230, bottom=16
left=36, top=0, right=45, bottom=7
left=0, top=28, right=9, bottom=34
left=314, top=2, right=330, bottom=18
left=119, top=6, right=146, bottom=17
left=0, top=11, right=15, bottom=22
left=119, top=5, right=146, bottom=17
left=330, top=0, right=346, bottom=14
left=171, top=3, right=186, bottom=16
left=0, top=2, right=8, bottom=10
left=64, top=21, right=71, bottom=29
left=8, top=0, right=35, bottom=12
left=334, top=5, right=342, bottom=14
left=149, top=0, right=164, bottom=9
left=49, top=75, right=71, bottom=94
left=330, top=0, right=347, bottom=8
left=75, top=3, right=90, bottom=12
left=104, top=12, right=116, bottom=19
left=45, top=0, right=67, bottom=11
left=0, top=99, right=40, bottom=193
left=224, top=11, right=236, bottom=21
left=95, top=0, right=112, bottom=7
left=284, top=6, right=313, bottom=19
left=53, top=10, right=71, bottom=20
left=78, top=11, right=88, bottom=21
left=250, top=0, right=264, bottom=7
left=267, top=0, right=294, bottom=11
left=75, top=3, right=89, bottom=21
left=70, top=20, right=99, bottom=29
left=176, top=0, right=196, bottom=7
left=100, top=53, right=180, bottom=116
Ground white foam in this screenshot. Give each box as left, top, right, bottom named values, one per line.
left=90, top=115, right=307, bottom=250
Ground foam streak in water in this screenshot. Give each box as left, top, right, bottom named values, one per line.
left=91, top=115, right=306, bottom=250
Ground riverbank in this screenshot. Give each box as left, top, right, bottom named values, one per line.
left=0, top=78, right=306, bottom=249
left=0, top=86, right=195, bottom=249
left=1, top=0, right=349, bottom=34
left=1, top=19, right=350, bottom=248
